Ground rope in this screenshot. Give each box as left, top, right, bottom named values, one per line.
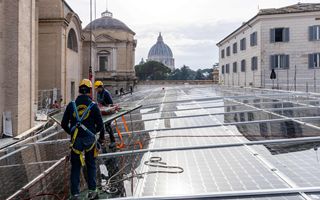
left=102, top=156, right=184, bottom=194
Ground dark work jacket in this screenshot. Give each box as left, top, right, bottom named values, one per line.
left=97, top=89, right=113, bottom=106
left=61, top=95, right=105, bottom=142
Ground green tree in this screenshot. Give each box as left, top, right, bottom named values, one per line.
left=135, top=61, right=171, bottom=80
left=195, top=69, right=206, bottom=80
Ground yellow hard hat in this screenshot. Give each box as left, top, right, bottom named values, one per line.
left=79, top=79, right=92, bottom=88
left=94, top=81, right=104, bottom=89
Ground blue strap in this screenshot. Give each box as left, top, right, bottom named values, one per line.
left=79, top=102, right=95, bottom=122
left=70, top=101, right=96, bottom=136
left=71, top=101, right=80, bottom=122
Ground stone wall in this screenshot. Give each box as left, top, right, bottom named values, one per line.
left=218, top=11, right=320, bottom=92
left=0, top=0, right=37, bottom=136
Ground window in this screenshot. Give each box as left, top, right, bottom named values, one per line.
left=309, top=26, right=320, bottom=41
left=221, top=49, right=225, bottom=58
left=221, top=65, right=225, bottom=74
left=226, top=64, right=230, bottom=73
left=241, top=59, right=246, bottom=72
left=240, top=38, right=246, bottom=50
left=251, top=56, right=258, bottom=71
left=309, top=53, right=320, bottom=68
left=270, top=28, right=289, bottom=43
left=67, top=29, right=78, bottom=52
left=270, top=55, right=290, bottom=69
left=250, top=32, right=257, bottom=46
left=233, top=62, right=237, bottom=73
left=99, top=56, right=108, bottom=71
left=233, top=42, right=237, bottom=54
left=226, top=46, right=230, bottom=56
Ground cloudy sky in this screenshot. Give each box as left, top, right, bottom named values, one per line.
left=66, top=0, right=319, bottom=70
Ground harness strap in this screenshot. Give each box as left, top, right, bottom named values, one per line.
left=69, top=101, right=97, bottom=166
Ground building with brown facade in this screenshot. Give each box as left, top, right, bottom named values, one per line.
left=0, top=0, right=136, bottom=136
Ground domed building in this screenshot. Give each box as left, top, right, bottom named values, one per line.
left=82, top=10, right=137, bottom=93
left=148, top=33, right=175, bottom=70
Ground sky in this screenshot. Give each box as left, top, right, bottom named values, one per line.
left=66, top=0, right=319, bottom=70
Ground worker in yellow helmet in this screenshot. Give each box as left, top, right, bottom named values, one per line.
left=94, top=80, right=116, bottom=149
left=61, top=79, right=105, bottom=200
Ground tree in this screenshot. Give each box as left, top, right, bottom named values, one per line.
left=135, top=61, right=171, bottom=80
left=195, top=69, right=205, bottom=80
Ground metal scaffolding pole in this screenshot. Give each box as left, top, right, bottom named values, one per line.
left=117, top=106, right=316, bottom=125
left=97, top=135, right=320, bottom=159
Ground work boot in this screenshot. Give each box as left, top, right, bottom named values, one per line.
left=69, top=194, right=80, bottom=200
left=88, top=190, right=99, bottom=200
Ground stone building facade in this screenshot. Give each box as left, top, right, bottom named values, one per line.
left=38, top=0, right=83, bottom=102
left=0, top=0, right=37, bottom=135
left=217, top=3, right=320, bottom=91
left=0, top=0, right=136, bottom=136
left=84, top=10, right=137, bottom=93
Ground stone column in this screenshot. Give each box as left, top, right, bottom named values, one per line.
left=1, top=0, right=37, bottom=136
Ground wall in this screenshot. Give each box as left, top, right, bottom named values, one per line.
left=261, top=12, right=320, bottom=91
left=0, top=0, right=37, bottom=135
left=0, top=0, right=5, bottom=134
left=218, top=20, right=262, bottom=88
left=65, top=21, right=82, bottom=101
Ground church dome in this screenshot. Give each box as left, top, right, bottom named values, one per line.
left=85, top=10, right=135, bottom=34
left=148, top=33, right=173, bottom=58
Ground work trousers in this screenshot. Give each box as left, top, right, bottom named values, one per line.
left=70, top=148, right=96, bottom=195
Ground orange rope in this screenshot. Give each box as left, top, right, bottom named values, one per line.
left=114, top=120, right=125, bottom=149
left=121, top=116, right=130, bottom=136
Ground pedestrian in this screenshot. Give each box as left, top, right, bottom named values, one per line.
left=61, top=79, right=105, bottom=200
left=130, top=86, right=133, bottom=95
left=94, top=81, right=116, bottom=150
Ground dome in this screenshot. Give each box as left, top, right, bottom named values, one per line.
left=148, top=33, right=173, bottom=58
left=85, top=10, right=135, bottom=34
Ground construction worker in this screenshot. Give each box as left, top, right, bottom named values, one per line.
left=94, top=81, right=116, bottom=149
left=61, top=79, right=105, bottom=200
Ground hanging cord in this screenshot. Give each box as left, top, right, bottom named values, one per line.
left=102, top=156, right=184, bottom=194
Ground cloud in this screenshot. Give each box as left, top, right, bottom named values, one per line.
left=135, top=20, right=242, bottom=69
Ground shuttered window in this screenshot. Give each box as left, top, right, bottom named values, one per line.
left=226, top=64, right=230, bottom=73
left=233, top=42, right=237, bottom=54
left=240, top=38, right=246, bottom=50
left=270, top=55, right=290, bottom=69
left=309, top=26, right=320, bottom=41
left=270, top=28, right=289, bottom=43
left=221, top=49, right=225, bottom=58
left=241, top=59, right=246, bottom=72
left=233, top=62, right=237, bottom=73
left=226, top=46, right=230, bottom=56
left=309, top=53, right=320, bottom=68
left=250, top=32, right=257, bottom=46
left=221, top=65, right=225, bottom=74
left=251, top=56, right=258, bottom=71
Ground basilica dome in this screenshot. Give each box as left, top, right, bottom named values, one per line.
left=148, top=33, right=175, bottom=70
left=85, top=10, right=135, bottom=34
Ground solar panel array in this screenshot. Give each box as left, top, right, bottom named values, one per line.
left=2, top=85, right=320, bottom=199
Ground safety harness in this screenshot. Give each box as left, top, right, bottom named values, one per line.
left=70, top=101, right=97, bottom=166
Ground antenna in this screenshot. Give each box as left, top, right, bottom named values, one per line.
left=106, top=0, right=108, bottom=11
left=94, top=0, right=96, bottom=19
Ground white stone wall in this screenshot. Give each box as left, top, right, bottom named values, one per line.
left=218, top=11, right=320, bottom=92
left=260, top=13, right=320, bottom=91
left=219, top=21, right=262, bottom=87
